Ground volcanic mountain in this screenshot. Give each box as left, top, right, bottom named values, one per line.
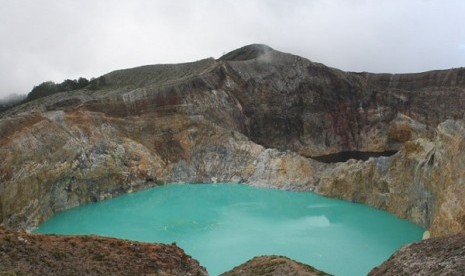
left=1, top=44, right=465, bottom=274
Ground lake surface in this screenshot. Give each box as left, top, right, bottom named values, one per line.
left=36, top=183, right=424, bottom=275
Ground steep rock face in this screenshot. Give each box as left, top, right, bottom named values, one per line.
left=316, top=138, right=436, bottom=230
left=427, top=120, right=465, bottom=236
left=369, top=232, right=465, bottom=275
left=220, top=48, right=465, bottom=156
left=0, top=108, right=316, bottom=229
left=316, top=119, right=465, bottom=237
left=0, top=44, right=464, bottom=238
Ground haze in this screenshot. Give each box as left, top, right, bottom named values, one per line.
left=1, top=0, right=464, bottom=99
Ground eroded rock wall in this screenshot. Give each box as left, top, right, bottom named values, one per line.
left=316, top=119, right=465, bottom=237
left=0, top=107, right=316, bottom=230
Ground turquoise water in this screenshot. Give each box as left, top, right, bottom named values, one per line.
left=36, top=183, right=423, bottom=275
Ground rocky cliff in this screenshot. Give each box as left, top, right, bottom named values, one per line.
left=316, top=119, right=465, bottom=237
left=1, top=44, right=465, bottom=239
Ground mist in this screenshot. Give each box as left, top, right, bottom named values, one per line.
left=1, top=0, right=464, bottom=99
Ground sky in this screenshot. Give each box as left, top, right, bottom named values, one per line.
left=1, top=0, right=465, bottom=99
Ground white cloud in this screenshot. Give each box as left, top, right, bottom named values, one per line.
left=1, top=0, right=464, bottom=98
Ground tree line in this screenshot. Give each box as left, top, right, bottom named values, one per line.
left=26, top=76, right=106, bottom=101
left=0, top=76, right=106, bottom=114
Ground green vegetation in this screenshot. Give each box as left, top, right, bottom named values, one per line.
left=0, top=76, right=107, bottom=114
left=26, top=76, right=106, bottom=101
left=0, top=58, right=215, bottom=115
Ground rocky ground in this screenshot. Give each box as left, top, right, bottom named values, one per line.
left=369, top=232, right=465, bottom=275
left=220, top=256, right=330, bottom=276
left=0, top=227, right=207, bottom=276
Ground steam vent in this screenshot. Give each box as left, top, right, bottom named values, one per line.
left=1, top=44, right=465, bottom=275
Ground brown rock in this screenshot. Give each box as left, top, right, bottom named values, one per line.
left=0, top=227, right=207, bottom=276
left=369, top=232, right=465, bottom=276
left=316, top=119, right=465, bottom=237
left=220, top=255, right=331, bottom=276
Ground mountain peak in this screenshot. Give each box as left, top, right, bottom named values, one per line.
left=219, top=44, right=274, bottom=61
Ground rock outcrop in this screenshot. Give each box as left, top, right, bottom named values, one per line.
left=369, top=232, right=465, bottom=275
left=0, top=227, right=207, bottom=275
left=220, top=255, right=330, bottom=276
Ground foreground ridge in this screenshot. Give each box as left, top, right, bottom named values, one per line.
left=0, top=227, right=207, bottom=275
left=369, top=232, right=465, bottom=275
left=221, top=255, right=331, bottom=276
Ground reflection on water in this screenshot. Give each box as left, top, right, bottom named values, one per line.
left=297, top=215, right=331, bottom=227
left=36, top=183, right=423, bottom=276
